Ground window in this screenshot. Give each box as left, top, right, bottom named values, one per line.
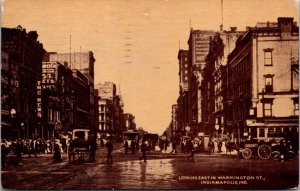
left=251, top=127, right=257, bottom=139
left=263, top=103, right=272, bottom=117
left=259, top=128, right=264, bottom=137
left=264, top=49, right=273, bottom=66
left=268, top=128, right=275, bottom=137
left=294, top=103, right=299, bottom=116
left=264, top=76, right=273, bottom=93
left=275, top=128, right=283, bottom=137
left=264, top=74, right=274, bottom=93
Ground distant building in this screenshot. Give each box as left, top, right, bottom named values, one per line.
left=96, top=82, right=124, bottom=139
left=49, top=52, right=96, bottom=131
left=176, top=50, right=189, bottom=137
left=187, top=29, right=216, bottom=136
left=123, top=113, right=136, bottom=131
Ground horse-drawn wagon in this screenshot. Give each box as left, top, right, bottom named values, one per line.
left=68, top=129, right=90, bottom=162
left=240, top=142, right=272, bottom=159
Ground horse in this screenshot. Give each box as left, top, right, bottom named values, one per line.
left=225, top=141, right=239, bottom=156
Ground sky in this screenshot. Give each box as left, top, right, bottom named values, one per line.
left=1, top=0, right=299, bottom=135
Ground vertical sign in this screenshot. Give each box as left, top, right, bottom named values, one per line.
left=37, top=80, right=42, bottom=117
left=42, top=62, right=57, bottom=90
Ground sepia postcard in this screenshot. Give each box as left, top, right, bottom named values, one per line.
left=1, top=0, right=299, bottom=190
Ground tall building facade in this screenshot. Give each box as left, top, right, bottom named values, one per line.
left=97, top=82, right=124, bottom=139
left=1, top=26, right=46, bottom=139
left=49, top=52, right=96, bottom=131
left=203, top=28, right=245, bottom=139
left=71, top=70, right=91, bottom=131
left=41, top=61, right=73, bottom=139
left=176, top=49, right=190, bottom=137
left=226, top=17, right=298, bottom=145
left=187, top=29, right=215, bottom=136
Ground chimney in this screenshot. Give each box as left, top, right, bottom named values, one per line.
left=230, top=27, right=237, bottom=32
left=278, top=17, right=293, bottom=38
left=64, top=62, right=68, bottom=68
left=28, top=31, right=38, bottom=41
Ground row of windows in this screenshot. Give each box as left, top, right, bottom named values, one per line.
left=48, top=108, right=60, bottom=122
left=230, top=56, right=250, bottom=82
left=99, top=123, right=111, bottom=131
left=250, top=127, right=298, bottom=138
left=263, top=103, right=299, bottom=117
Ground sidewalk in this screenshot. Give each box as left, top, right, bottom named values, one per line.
left=3, top=152, right=68, bottom=169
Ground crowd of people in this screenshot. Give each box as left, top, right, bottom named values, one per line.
left=2, top=134, right=297, bottom=167
left=1, top=138, right=66, bottom=167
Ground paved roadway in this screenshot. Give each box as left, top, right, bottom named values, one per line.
left=1, top=144, right=299, bottom=190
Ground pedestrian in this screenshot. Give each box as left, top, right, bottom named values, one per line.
left=186, top=139, right=192, bottom=153
left=279, top=139, right=288, bottom=160
left=164, top=140, right=168, bottom=153
left=130, top=140, right=136, bottom=154
left=187, top=140, right=195, bottom=161
left=100, top=138, right=104, bottom=147
left=139, top=140, right=147, bottom=162
left=159, top=139, right=164, bottom=154
left=217, top=140, right=222, bottom=153
left=15, top=139, right=22, bottom=165
left=32, top=139, right=37, bottom=157
left=1, top=141, right=7, bottom=168
left=124, top=139, right=129, bottom=154
left=27, top=139, right=32, bottom=157
left=170, top=140, right=177, bottom=154
left=106, top=139, right=113, bottom=164
left=46, top=140, right=51, bottom=154
left=53, top=143, right=62, bottom=162
left=208, top=138, right=214, bottom=154
left=89, top=138, right=97, bottom=162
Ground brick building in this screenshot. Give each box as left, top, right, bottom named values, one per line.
left=1, top=26, right=46, bottom=139
left=226, top=17, right=298, bottom=147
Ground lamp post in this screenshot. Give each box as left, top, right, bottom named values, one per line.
left=10, top=108, right=16, bottom=138
left=20, top=122, right=25, bottom=139
left=185, top=125, right=190, bottom=136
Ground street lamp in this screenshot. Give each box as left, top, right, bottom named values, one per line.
left=185, top=125, right=190, bottom=136
left=20, top=122, right=25, bottom=138
left=10, top=109, right=17, bottom=139
left=10, top=109, right=16, bottom=118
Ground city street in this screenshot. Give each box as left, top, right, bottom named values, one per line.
left=1, top=145, right=298, bottom=190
